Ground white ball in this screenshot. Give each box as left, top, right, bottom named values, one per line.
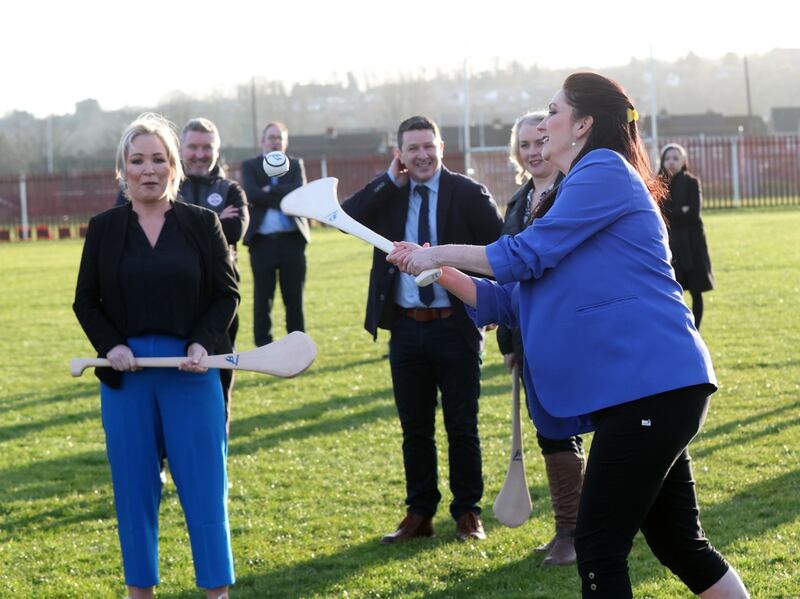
left=263, top=151, right=290, bottom=177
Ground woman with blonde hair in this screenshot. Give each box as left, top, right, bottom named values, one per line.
left=499, top=110, right=583, bottom=566
left=74, top=113, right=238, bottom=599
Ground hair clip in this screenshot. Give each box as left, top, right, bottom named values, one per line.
left=626, top=107, right=639, bottom=123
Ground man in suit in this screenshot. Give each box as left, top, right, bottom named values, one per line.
left=241, top=122, right=310, bottom=347
left=341, top=115, right=503, bottom=543
left=180, top=117, right=248, bottom=431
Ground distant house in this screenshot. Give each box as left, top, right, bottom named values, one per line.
left=771, top=107, right=800, bottom=133
left=641, top=112, right=767, bottom=136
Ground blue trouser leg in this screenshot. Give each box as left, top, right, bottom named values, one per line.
left=102, top=365, right=164, bottom=586
left=100, top=335, right=234, bottom=589
left=158, top=361, right=233, bottom=588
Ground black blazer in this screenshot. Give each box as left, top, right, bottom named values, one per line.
left=341, top=167, right=503, bottom=352
left=73, top=201, right=240, bottom=388
left=241, top=154, right=310, bottom=244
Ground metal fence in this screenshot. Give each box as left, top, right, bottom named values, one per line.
left=468, top=135, right=800, bottom=209
left=1, top=136, right=798, bottom=241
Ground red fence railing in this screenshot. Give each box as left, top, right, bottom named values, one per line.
left=1, top=137, right=798, bottom=240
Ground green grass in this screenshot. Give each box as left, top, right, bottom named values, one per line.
left=1, top=207, right=799, bottom=598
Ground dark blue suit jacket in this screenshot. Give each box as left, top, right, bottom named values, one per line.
left=341, top=166, right=503, bottom=352
left=241, top=154, right=309, bottom=244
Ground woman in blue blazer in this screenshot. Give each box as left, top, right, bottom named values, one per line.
left=388, top=73, right=748, bottom=599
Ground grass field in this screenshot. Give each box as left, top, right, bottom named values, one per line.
left=1, top=207, right=799, bottom=598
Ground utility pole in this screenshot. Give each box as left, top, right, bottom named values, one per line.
left=46, top=116, right=54, bottom=174
left=649, top=46, right=659, bottom=169
left=463, top=59, right=471, bottom=174
left=743, top=56, right=753, bottom=135
left=251, top=76, right=259, bottom=152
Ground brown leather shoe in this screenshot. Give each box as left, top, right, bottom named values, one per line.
left=456, top=512, right=486, bottom=541
left=380, top=511, right=434, bottom=544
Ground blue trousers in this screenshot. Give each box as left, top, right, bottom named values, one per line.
left=100, top=335, right=234, bottom=589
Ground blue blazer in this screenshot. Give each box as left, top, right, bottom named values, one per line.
left=469, top=149, right=716, bottom=438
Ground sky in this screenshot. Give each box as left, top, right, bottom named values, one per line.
left=3, top=0, right=798, bottom=118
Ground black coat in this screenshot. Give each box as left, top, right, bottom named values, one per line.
left=341, top=167, right=503, bottom=352
left=663, top=170, right=714, bottom=292
left=240, top=154, right=310, bottom=244
left=179, top=164, right=249, bottom=248
left=73, top=201, right=240, bottom=388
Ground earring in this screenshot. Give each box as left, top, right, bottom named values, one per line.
left=570, top=140, right=577, bottom=147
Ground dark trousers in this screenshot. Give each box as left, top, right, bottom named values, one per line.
left=575, top=384, right=729, bottom=597
left=537, top=430, right=583, bottom=455
left=389, top=314, right=483, bottom=520
left=248, top=232, right=306, bottom=347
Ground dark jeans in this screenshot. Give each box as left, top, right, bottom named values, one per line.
left=575, top=384, right=729, bottom=597
left=248, top=232, right=306, bottom=347
left=389, top=314, right=483, bottom=520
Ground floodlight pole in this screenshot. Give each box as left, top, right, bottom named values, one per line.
left=649, top=45, right=659, bottom=169
left=463, top=58, right=472, bottom=174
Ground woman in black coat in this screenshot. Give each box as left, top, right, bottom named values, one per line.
left=659, top=143, right=714, bottom=329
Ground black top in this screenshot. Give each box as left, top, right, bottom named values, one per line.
left=74, top=201, right=239, bottom=388
left=120, top=209, right=203, bottom=338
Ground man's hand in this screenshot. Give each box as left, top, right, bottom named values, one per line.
left=219, top=205, right=240, bottom=220
left=180, top=343, right=209, bottom=373
left=389, top=151, right=409, bottom=188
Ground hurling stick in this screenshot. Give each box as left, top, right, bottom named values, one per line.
left=70, top=331, right=317, bottom=378
left=493, top=364, right=533, bottom=528
left=280, top=177, right=442, bottom=286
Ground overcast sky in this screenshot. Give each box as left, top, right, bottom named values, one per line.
left=3, top=0, right=798, bottom=117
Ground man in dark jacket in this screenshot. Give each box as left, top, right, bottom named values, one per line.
left=179, top=118, right=248, bottom=429
left=342, top=115, right=503, bottom=544
left=241, top=122, right=310, bottom=347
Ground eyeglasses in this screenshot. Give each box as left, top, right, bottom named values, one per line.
left=265, top=135, right=285, bottom=142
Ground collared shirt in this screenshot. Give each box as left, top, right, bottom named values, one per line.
left=258, top=176, right=297, bottom=235
left=387, top=168, right=450, bottom=308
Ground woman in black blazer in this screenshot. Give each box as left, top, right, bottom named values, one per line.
left=659, top=143, right=715, bottom=329
left=73, top=113, right=238, bottom=599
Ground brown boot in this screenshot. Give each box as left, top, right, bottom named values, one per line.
left=380, top=511, right=434, bottom=544
left=533, top=537, right=554, bottom=554
left=542, top=529, right=577, bottom=567
left=540, top=450, right=585, bottom=567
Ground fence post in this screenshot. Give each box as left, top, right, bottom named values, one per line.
left=731, top=138, right=741, bottom=208
left=19, top=173, right=30, bottom=240
left=320, top=155, right=328, bottom=178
